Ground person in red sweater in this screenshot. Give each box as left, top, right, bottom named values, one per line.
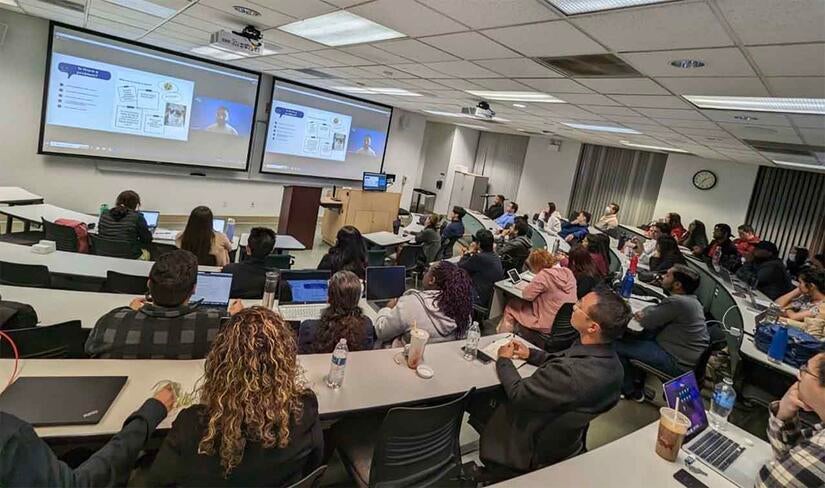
left=734, top=224, right=761, bottom=256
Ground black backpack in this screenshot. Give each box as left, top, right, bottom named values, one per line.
left=0, top=300, right=38, bottom=330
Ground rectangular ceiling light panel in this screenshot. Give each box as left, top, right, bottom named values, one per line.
left=279, top=11, right=405, bottom=47
left=684, top=96, right=825, bottom=115
left=546, top=0, right=678, bottom=15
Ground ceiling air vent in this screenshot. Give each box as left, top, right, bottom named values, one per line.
left=744, top=140, right=824, bottom=158
left=38, top=0, right=86, bottom=12
left=533, top=54, right=642, bottom=77
left=295, top=68, right=335, bottom=79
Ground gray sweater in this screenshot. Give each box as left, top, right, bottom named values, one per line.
left=374, top=290, right=459, bottom=347
left=638, top=294, right=709, bottom=369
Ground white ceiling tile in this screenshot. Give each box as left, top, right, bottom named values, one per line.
left=199, top=0, right=294, bottom=29
left=718, top=123, right=804, bottom=144
left=571, top=2, right=732, bottom=51
left=312, top=49, right=372, bottom=66
left=420, top=32, right=517, bottom=60
left=541, top=105, right=601, bottom=118
left=466, top=78, right=531, bottom=90
left=652, top=118, right=718, bottom=129
left=788, top=115, right=825, bottom=130
left=574, top=78, right=668, bottom=95
left=260, top=28, right=328, bottom=51
left=610, top=95, right=691, bottom=109
left=403, top=78, right=453, bottom=90
left=90, top=2, right=163, bottom=28
left=516, top=78, right=593, bottom=93
left=635, top=108, right=706, bottom=120
left=250, top=0, right=335, bottom=18
left=289, top=51, right=340, bottom=67
left=390, top=63, right=454, bottom=78
left=556, top=94, right=620, bottom=106
left=349, top=0, right=467, bottom=37
left=579, top=105, right=641, bottom=116
left=429, top=78, right=486, bottom=90
left=357, top=64, right=417, bottom=78
left=621, top=48, right=756, bottom=77
left=86, top=16, right=146, bottom=40
left=748, top=44, right=825, bottom=76
left=765, top=78, right=825, bottom=98
left=17, top=3, right=85, bottom=23
left=482, top=21, right=606, bottom=57
left=424, top=60, right=501, bottom=78
left=655, top=77, right=770, bottom=97
left=171, top=11, right=243, bottom=34
left=324, top=0, right=371, bottom=6
left=340, top=44, right=410, bottom=64
left=701, top=110, right=792, bottom=127
left=799, top=128, right=825, bottom=146
left=475, top=58, right=562, bottom=78
left=375, top=39, right=458, bottom=63
left=716, top=0, right=825, bottom=45
left=418, top=0, right=558, bottom=29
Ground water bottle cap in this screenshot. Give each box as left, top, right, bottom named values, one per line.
left=340, top=338, right=347, bottom=344
left=723, top=377, right=733, bottom=385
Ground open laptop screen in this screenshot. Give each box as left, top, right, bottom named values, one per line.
left=663, top=371, right=709, bottom=442
left=140, top=210, right=159, bottom=229
left=191, top=272, right=233, bottom=307
left=279, top=270, right=330, bottom=304
left=212, top=218, right=226, bottom=233
left=366, top=266, right=406, bottom=301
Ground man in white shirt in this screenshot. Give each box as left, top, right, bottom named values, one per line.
left=205, top=107, right=239, bottom=136
left=355, top=135, right=377, bottom=156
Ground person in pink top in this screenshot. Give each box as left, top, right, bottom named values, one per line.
left=498, top=249, right=577, bottom=334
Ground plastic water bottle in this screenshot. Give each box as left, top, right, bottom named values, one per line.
left=225, top=218, right=236, bottom=241
left=99, top=203, right=109, bottom=217
left=326, top=339, right=348, bottom=389
left=712, top=246, right=722, bottom=270
left=709, top=377, right=737, bottom=430
left=620, top=255, right=638, bottom=299
left=464, top=321, right=481, bottom=361
left=262, top=271, right=279, bottom=311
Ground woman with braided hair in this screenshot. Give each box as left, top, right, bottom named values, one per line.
left=146, top=307, right=323, bottom=486
left=375, top=261, right=474, bottom=347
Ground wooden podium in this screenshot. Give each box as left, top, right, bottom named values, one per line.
left=321, top=189, right=401, bottom=245
left=278, top=186, right=322, bottom=249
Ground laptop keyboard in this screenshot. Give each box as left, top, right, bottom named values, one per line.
left=278, top=304, right=327, bottom=322
left=688, top=430, right=746, bottom=471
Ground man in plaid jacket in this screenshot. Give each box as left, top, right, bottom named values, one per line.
left=757, top=352, right=825, bottom=487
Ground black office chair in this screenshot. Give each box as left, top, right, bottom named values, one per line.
left=90, top=235, right=140, bottom=259
left=395, top=244, right=424, bottom=288
left=515, top=303, right=577, bottom=353
left=41, top=219, right=80, bottom=252
left=0, top=320, right=86, bottom=358
left=367, top=248, right=387, bottom=267
left=105, top=271, right=148, bottom=294
left=0, top=261, right=51, bottom=288
left=438, top=236, right=460, bottom=259
left=336, top=389, right=474, bottom=488
left=265, top=254, right=295, bottom=270
left=287, top=465, right=327, bottom=488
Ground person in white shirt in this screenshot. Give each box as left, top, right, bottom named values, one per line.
left=634, top=222, right=670, bottom=265
left=205, top=107, right=239, bottom=136
left=355, top=135, right=377, bottom=156
left=595, top=203, right=620, bottom=231
left=537, top=202, right=562, bottom=234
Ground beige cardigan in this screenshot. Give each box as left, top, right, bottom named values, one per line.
left=175, top=231, right=232, bottom=266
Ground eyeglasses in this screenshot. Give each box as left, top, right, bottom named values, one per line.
left=573, top=300, right=593, bottom=322
left=799, top=363, right=820, bottom=380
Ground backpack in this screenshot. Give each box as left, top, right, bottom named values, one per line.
left=54, top=218, right=90, bottom=253
left=0, top=300, right=38, bottom=330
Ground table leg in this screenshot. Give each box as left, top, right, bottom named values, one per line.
left=4, top=216, right=11, bottom=234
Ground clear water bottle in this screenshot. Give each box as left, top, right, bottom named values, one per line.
left=326, top=339, right=348, bottom=389
left=225, top=218, right=236, bottom=241
left=712, top=246, right=722, bottom=270
left=709, top=377, right=737, bottom=430
left=464, top=321, right=481, bottom=361
left=765, top=304, right=782, bottom=324
left=262, top=271, right=279, bottom=310
left=99, top=203, right=109, bottom=217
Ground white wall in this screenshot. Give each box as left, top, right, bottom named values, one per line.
left=416, top=122, right=480, bottom=214
left=0, top=10, right=426, bottom=217
left=516, top=137, right=582, bottom=218
left=653, top=154, right=760, bottom=229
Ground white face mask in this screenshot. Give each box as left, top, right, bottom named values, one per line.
left=605, top=206, right=612, bottom=213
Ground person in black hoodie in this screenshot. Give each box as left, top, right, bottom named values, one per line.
left=222, top=227, right=276, bottom=299
left=699, top=223, right=740, bottom=271
left=649, top=235, right=687, bottom=274
left=736, top=241, right=795, bottom=300
left=485, top=194, right=505, bottom=220
left=459, top=229, right=505, bottom=307
left=97, top=190, right=153, bottom=259
left=497, top=219, right=532, bottom=271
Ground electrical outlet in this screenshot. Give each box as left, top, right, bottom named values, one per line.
left=250, top=201, right=255, bottom=207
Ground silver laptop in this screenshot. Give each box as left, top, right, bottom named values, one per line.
left=139, top=210, right=160, bottom=231
left=212, top=218, right=226, bottom=233
left=191, top=272, right=233, bottom=310
left=664, top=372, right=772, bottom=488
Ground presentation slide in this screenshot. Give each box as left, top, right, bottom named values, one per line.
left=262, top=81, right=392, bottom=181
left=41, top=25, right=260, bottom=170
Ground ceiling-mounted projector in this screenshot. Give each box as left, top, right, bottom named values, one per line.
left=462, top=101, right=495, bottom=120
left=210, top=26, right=265, bottom=57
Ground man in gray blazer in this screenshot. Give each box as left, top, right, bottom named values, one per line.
left=470, top=287, right=632, bottom=477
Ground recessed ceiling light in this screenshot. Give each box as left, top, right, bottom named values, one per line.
left=546, top=0, right=677, bottom=15
left=562, top=122, right=642, bottom=134
left=620, top=141, right=689, bottom=153
left=513, top=103, right=527, bottom=108
left=233, top=5, right=261, bottom=16
left=279, top=11, right=405, bottom=47
left=670, top=59, right=705, bottom=69
left=102, top=0, right=175, bottom=17
left=465, top=91, right=565, bottom=103
left=733, top=115, right=758, bottom=121
left=684, top=96, right=825, bottom=115
left=190, top=46, right=245, bottom=61
left=333, top=86, right=422, bottom=97
left=773, top=160, right=825, bottom=171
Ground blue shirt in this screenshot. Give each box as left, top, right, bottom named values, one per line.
left=495, top=212, right=516, bottom=228
left=441, top=220, right=465, bottom=239
left=559, top=222, right=589, bottom=241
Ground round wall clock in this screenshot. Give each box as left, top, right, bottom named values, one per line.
left=692, top=170, right=717, bottom=190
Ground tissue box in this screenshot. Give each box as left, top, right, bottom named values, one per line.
left=31, top=240, right=56, bottom=254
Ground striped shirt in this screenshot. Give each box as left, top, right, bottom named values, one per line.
left=757, top=401, right=825, bottom=488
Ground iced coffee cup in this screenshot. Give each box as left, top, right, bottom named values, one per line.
left=407, top=328, right=429, bottom=369
left=656, top=407, right=691, bottom=462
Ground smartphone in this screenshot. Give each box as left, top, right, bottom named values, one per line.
left=673, top=469, right=708, bottom=488
left=507, top=268, right=521, bottom=284
left=462, top=346, right=494, bottom=364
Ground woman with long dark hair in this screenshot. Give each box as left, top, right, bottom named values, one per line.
left=318, top=225, right=368, bottom=279
left=667, top=213, right=687, bottom=241
left=177, top=206, right=232, bottom=266
left=146, top=307, right=323, bottom=485
left=567, top=245, right=601, bottom=299
left=681, top=220, right=708, bottom=252
left=374, top=261, right=473, bottom=346
left=649, top=235, right=687, bottom=274
left=299, top=271, right=374, bottom=353
left=583, top=233, right=610, bottom=277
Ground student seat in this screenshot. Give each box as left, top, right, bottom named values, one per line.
left=367, top=248, right=387, bottom=267
left=335, top=389, right=473, bottom=487
left=0, top=320, right=86, bottom=358
left=42, top=219, right=80, bottom=252
left=0, top=261, right=51, bottom=288
left=395, top=244, right=424, bottom=288
left=264, top=254, right=295, bottom=270
left=90, top=235, right=139, bottom=259
left=287, top=465, right=327, bottom=488
left=515, top=303, right=577, bottom=353
left=105, top=271, right=149, bottom=294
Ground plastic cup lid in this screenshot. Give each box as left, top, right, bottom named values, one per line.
left=416, top=365, right=434, bottom=379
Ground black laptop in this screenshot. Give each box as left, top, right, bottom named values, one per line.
left=0, top=376, right=127, bottom=426
left=366, top=266, right=407, bottom=311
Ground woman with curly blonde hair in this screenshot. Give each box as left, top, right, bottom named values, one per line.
left=146, top=307, right=323, bottom=486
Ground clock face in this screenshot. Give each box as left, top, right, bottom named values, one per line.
left=693, top=170, right=717, bottom=190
